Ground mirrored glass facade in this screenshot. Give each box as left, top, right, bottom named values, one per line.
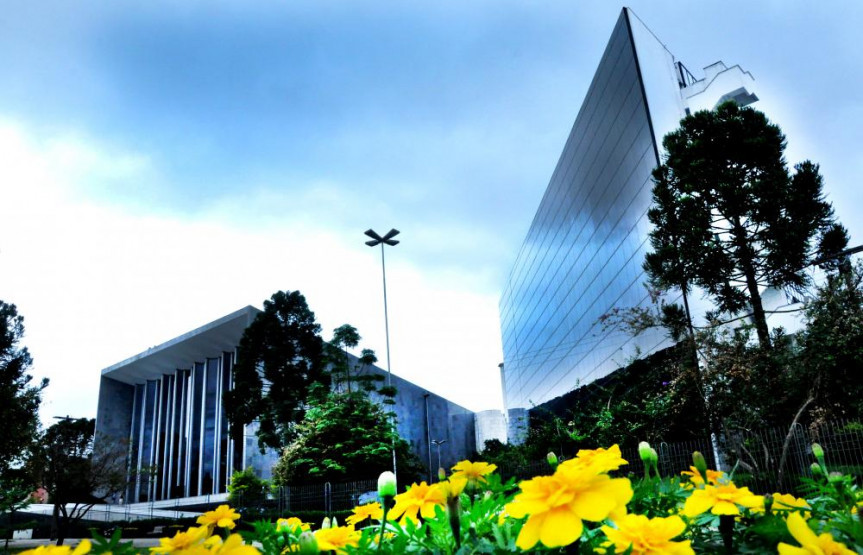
left=500, top=10, right=675, bottom=412
left=128, top=352, right=237, bottom=502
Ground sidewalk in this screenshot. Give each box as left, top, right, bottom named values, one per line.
left=3, top=537, right=162, bottom=550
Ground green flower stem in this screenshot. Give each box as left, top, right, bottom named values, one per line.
left=378, top=498, right=391, bottom=549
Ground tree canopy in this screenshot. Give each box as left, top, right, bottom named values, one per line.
left=0, top=300, right=48, bottom=475
left=224, top=291, right=328, bottom=451
left=648, top=102, right=847, bottom=349
left=271, top=390, right=423, bottom=485
left=27, top=418, right=126, bottom=544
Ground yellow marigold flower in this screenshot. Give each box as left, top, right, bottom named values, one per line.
left=197, top=505, right=241, bottom=530
left=277, top=517, right=311, bottom=533
left=771, top=493, right=811, bottom=518
left=601, top=514, right=694, bottom=555
left=560, top=444, right=628, bottom=474
left=389, top=481, right=446, bottom=524
left=150, top=525, right=210, bottom=554
left=450, top=460, right=497, bottom=486
left=505, top=464, right=633, bottom=550
left=682, top=483, right=763, bottom=517
left=438, top=475, right=468, bottom=499
left=345, top=501, right=383, bottom=526
left=204, top=534, right=260, bottom=555
left=680, top=466, right=724, bottom=488
left=313, top=525, right=360, bottom=554
left=21, top=539, right=91, bottom=555
left=777, top=512, right=856, bottom=555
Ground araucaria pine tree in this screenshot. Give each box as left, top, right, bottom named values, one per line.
left=648, top=101, right=847, bottom=350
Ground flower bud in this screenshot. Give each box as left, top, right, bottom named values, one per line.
left=438, top=467, right=447, bottom=482
left=377, top=471, right=397, bottom=499
left=638, top=441, right=653, bottom=462
left=546, top=452, right=558, bottom=469
left=321, top=516, right=331, bottom=529
left=763, top=493, right=773, bottom=514
left=692, top=451, right=709, bottom=482
left=330, top=516, right=338, bottom=527
left=828, top=472, right=844, bottom=484
left=811, top=443, right=824, bottom=460
left=810, top=462, right=824, bottom=479
left=297, top=531, right=319, bottom=554
left=811, top=443, right=827, bottom=470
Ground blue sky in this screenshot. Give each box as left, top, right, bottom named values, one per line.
left=1, top=1, right=861, bottom=421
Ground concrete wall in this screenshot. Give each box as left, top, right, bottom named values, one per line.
left=474, top=409, right=508, bottom=452
left=355, top=355, right=477, bottom=481
left=94, top=376, right=134, bottom=446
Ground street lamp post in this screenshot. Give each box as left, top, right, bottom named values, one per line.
left=364, top=228, right=400, bottom=479
left=431, top=439, right=448, bottom=472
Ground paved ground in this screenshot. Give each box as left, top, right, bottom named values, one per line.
left=4, top=537, right=162, bottom=550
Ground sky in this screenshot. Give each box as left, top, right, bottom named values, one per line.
left=1, top=1, right=861, bottom=424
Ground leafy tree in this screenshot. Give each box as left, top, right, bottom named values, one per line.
left=0, top=477, right=34, bottom=549
left=0, top=300, right=48, bottom=475
left=225, top=291, right=328, bottom=451
left=27, top=418, right=127, bottom=545
left=799, top=260, right=863, bottom=422
left=226, top=467, right=271, bottom=517
left=271, top=390, right=423, bottom=485
left=327, top=324, right=361, bottom=393
left=650, top=102, right=846, bottom=350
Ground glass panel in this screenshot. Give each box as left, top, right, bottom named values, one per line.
left=189, top=362, right=204, bottom=496
left=171, top=369, right=188, bottom=499
left=156, top=376, right=170, bottom=500
left=129, top=384, right=144, bottom=502
left=219, top=352, right=232, bottom=493
left=201, top=358, right=219, bottom=495
left=139, top=380, right=158, bottom=502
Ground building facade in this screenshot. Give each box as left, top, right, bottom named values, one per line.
left=499, top=8, right=758, bottom=429
left=95, top=306, right=476, bottom=504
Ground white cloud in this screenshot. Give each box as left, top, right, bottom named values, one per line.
left=0, top=119, right=504, bottom=426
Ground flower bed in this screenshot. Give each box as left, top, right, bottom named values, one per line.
left=21, top=443, right=861, bottom=554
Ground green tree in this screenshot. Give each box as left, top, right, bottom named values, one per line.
left=0, top=477, right=34, bottom=549
left=799, top=261, right=863, bottom=422
left=0, top=301, right=48, bottom=476
left=28, top=418, right=127, bottom=545
left=271, top=390, right=423, bottom=485
left=327, top=324, right=361, bottom=393
left=224, top=291, right=328, bottom=451
left=650, top=102, right=846, bottom=350
left=226, top=467, right=271, bottom=518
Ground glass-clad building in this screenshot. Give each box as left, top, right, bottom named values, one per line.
left=95, top=305, right=479, bottom=504
left=499, top=8, right=758, bottom=421
left=95, top=307, right=258, bottom=503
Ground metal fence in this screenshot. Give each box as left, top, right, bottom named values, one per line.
left=274, top=479, right=377, bottom=514
left=718, top=419, right=863, bottom=493
left=44, top=421, right=860, bottom=527
left=495, top=420, right=861, bottom=494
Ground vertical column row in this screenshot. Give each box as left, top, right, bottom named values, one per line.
left=127, top=351, right=240, bottom=502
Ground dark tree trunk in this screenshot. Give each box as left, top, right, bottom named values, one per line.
left=733, top=221, right=772, bottom=350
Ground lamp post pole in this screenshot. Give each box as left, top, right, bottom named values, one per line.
left=431, top=439, right=447, bottom=473
left=364, top=228, right=400, bottom=479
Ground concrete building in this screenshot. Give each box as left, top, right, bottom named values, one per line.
left=95, top=306, right=476, bottom=503
left=473, top=410, right=507, bottom=452
left=499, top=8, right=758, bottom=438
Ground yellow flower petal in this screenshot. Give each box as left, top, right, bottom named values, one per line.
left=71, top=540, right=91, bottom=555
left=539, top=507, right=583, bottom=548
left=776, top=544, right=810, bottom=555
left=711, top=501, right=741, bottom=516
left=785, top=512, right=819, bottom=547
left=682, top=489, right=714, bottom=517
left=515, top=513, right=545, bottom=550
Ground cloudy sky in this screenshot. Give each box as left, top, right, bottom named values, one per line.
left=1, top=1, right=861, bottom=423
